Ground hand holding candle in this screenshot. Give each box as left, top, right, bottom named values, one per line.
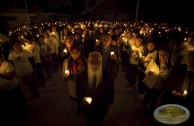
left=183, top=90, right=188, bottom=97
left=64, top=69, right=70, bottom=77
left=83, top=96, right=92, bottom=105
left=110, top=51, right=116, bottom=60
left=63, top=48, right=67, bottom=54
left=148, top=69, right=154, bottom=75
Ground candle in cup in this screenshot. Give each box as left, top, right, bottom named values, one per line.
left=85, top=97, right=92, bottom=104
left=183, top=90, right=188, bottom=96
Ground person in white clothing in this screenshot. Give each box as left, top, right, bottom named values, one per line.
left=137, top=39, right=158, bottom=99
left=8, top=41, right=39, bottom=99
left=142, top=46, right=171, bottom=113
left=127, top=34, right=144, bottom=87
left=0, top=52, right=28, bottom=125
left=44, top=30, right=59, bottom=72
left=25, top=35, right=46, bottom=87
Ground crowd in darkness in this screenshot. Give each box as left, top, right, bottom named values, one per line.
left=0, top=20, right=194, bottom=126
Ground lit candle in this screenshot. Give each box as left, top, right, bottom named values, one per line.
left=132, top=46, right=135, bottom=50
left=110, top=51, right=114, bottom=55
left=65, top=70, right=70, bottom=75
left=183, top=90, right=188, bottom=96
left=85, top=97, right=92, bottom=104
left=63, top=48, right=67, bottom=53
left=151, top=69, right=154, bottom=72
left=139, top=53, right=142, bottom=57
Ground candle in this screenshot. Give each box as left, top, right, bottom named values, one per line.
left=65, top=70, right=70, bottom=75
left=132, top=46, right=135, bottom=50
left=85, top=97, right=92, bottom=104
left=110, top=51, right=114, bottom=55
left=139, top=53, right=142, bottom=57
left=63, top=48, right=67, bottom=53
left=183, top=90, right=188, bottom=96
left=151, top=69, right=154, bottom=72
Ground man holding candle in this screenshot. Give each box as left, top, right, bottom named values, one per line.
left=95, top=33, right=121, bottom=85
left=76, top=51, right=114, bottom=126
left=161, top=50, right=194, bottom=125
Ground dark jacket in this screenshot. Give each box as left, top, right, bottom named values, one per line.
left=95, top=44, right=121, bottom=79
left=76, top=70, right=114, bottom=107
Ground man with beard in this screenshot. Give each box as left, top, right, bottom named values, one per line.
left=76, top=51, right=114, bottom=126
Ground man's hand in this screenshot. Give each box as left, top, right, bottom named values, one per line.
left=172, top=90, right=183, bottom=97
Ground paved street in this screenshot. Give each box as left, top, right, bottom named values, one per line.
left=19, top=65, right=154, bottom=126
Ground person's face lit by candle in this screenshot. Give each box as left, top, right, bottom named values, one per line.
left=65, top=37, right=73, bottom=48
left=70, top=49, right=80, bottom=60
left=159, top=50, right=169, bottom=64
left=102, top=34, right=111, bottom=49
left=147, top=41, right=156, bottom=52
left=135, top=37, right=143, bottom=47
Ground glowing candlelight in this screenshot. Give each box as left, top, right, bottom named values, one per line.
left=139, top=53, right=142, bottom=57
left=110, top=51, right=114, bottom=55
left=65, top=70, right=70, bottom=75
left=85, top=97, right=92, bottom=104
left=132, top=46, right=135, bottom=50
left=37, top=34, right=39, bottom=38
left=63, top=48, right=67, bottom=53
left=183, top=90, right=188, bottom=96
left=151, top=69, right=154, bottom=72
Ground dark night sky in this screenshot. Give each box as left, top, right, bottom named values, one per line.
left=1, top=0, right=194, bottom=26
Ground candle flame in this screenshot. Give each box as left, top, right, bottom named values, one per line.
left=85, top=97, right=92, bottom=104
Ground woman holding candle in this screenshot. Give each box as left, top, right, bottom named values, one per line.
left=137, top=39, right=158, bottom=99
left=59, top=36, right=73, bottom=65
left=142, top=46, right=171, bottom=113
left=63, top=44, right=87, bottom=115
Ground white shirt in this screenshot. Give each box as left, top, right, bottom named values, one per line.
left=130, top=45, right=144, bottom=65
left=144, top=50, right=158, bottom=68
left=8, top=50, right=33, bottom=76
left=0, top=61, right=19, bottom=90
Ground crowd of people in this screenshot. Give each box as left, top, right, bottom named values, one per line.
left=0, top=20, right=194, bottom=126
